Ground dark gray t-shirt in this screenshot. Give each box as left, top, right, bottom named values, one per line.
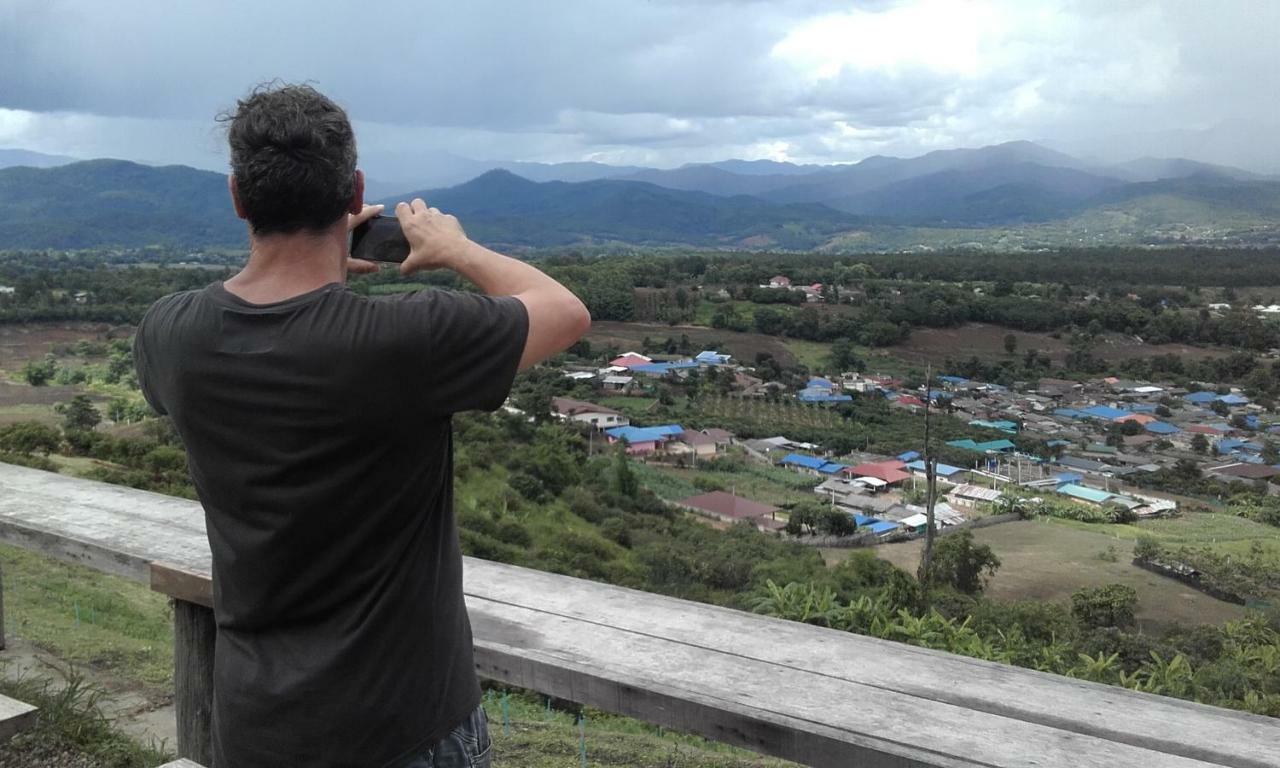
left=134, top=281, right=528, bottom=768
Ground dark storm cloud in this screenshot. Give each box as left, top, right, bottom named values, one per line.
left=1, top=0, right=1277, bottom=171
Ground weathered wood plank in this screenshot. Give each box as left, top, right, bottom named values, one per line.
left=173, top=600, right=214, bottom=766
left=468, top=598, right=1222, bottom=768
left=151, top=563, right=212, bottom=608
left=463, top=560, right=1280, bottom=768
left=0, top=465, right=209, bottom=581
left=0, top=693, right=37, bottom=742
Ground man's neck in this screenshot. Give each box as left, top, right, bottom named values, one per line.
left=224, top=225, right=347, bottom=304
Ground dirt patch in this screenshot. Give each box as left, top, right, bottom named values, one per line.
left=893, top=323, right=1232, bottom=367
left=860, top=520, right=1249, bottom=630
left=0, top=323, right=133, bottom=371
left=587, top=321, right=798, bottom=367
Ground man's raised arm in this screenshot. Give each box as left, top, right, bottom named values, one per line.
left=395, top=198, right=591, bottom=370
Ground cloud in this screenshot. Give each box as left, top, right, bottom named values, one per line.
left=1, top=0, right=1277, bottom=172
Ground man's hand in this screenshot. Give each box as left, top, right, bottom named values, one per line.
left=345, top=204, right=384, bottom=275
left=395, top=198, right=472, bottom=276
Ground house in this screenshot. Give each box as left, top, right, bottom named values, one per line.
left=969, top=419, right=1019, bottom=433
left=609, top=352, right=652, bottom=368
left=1116, top=413, right=1156, bottom=426
left=781, top=453, right=846, bottom=476
left=1080, top=405, right=1130, bottom=421
left=672, top=431, right=718, bottom=458
left=563, top=370, right=597, bottom=382
left=947, top=438, right=1016, bottom=453
left=631, top=360, right=700, bottom=377
left=843, top=460, right=912, bottom=486
left=677, top=491, right=783, bottom=532
left=1144, top=421, right=1181, bottom=435
left=1207, top=462, right=1280, bottom=481
left=694, top=350, right=732, bottom=366
left=604, top=424, right=684, bottom=455
left=551, top=397, right=629, bottom=429
left=948, top=484, right=1004, bottom=507
left=904, top=460, right=967, bottom=483
left=700, top=428, right=735, bottom=447
left=601, top=375, right=635, bottom=392
left=768, top=275, right=792, bottom=288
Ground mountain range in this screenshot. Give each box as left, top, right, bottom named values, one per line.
left=1, top=141, right=1277, bottom=251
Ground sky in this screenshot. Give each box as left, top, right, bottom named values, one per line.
left=2, top=0, right=1278, bottom=183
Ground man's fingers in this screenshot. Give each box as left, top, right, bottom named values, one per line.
left=429, top=207, right=441, bottom=215
left=411, top=198, right=428, bottom=214
left=346, top=258, right=380, bottom=274
left=394, top=201, right=412, bottom=221
left=347, top=203, right=384, bottom=231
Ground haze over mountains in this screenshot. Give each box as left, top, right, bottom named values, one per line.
left=1, top=141, right=1277, bottom=251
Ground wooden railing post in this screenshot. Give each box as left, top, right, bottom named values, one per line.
left=173, top=598, right=215, bottom=765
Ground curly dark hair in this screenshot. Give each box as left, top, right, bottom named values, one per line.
left=220, top=83, right=357, bottom=235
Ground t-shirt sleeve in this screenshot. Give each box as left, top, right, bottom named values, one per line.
left=132, top=301, right=168, bottom=416
left=390, top=289, right=530, bottom=415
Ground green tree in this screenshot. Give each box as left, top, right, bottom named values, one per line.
left=0, top=422, right=61, bottom=455
left=1190, top=433, right=1209, bottom=454
left=22, top=357, right=57, bottom=386
left=1003, top=333, right=1017, bottom=355
left=58, top=395, right=102, bottom=433
left=612, top=445, right=638, bottom=496
left=816, top=507, right=857, bottom=537
left=1071, top=584, right=1138, bottom=630
left=925, top=530, right=1000, bottom=594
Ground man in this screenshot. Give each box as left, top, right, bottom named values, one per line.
left=134, top=84, right=590, bottom=767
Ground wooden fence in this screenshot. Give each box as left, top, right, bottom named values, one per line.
left=1, top=463, right=1277, bottom=768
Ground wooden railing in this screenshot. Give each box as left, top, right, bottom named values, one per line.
left=1, top=462, right=1277, bottom=768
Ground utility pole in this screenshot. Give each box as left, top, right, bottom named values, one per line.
left=919, top=364, right=937, bottom=608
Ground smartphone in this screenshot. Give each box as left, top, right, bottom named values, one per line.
left=350, top=214, right=410, bottom=263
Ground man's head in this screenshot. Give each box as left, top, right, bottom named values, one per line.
left=223, top=83, right=360, bottom=236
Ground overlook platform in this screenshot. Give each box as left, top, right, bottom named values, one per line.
left=0, top=462, right=1277, bottom=767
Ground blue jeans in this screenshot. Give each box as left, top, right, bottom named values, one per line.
left=402, top=705, right=492, bottom=768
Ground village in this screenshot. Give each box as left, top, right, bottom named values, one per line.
left=544, top=341, right=1280, bottom=544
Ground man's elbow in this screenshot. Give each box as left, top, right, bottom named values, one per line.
left=569, top=297, right=592, bottom=343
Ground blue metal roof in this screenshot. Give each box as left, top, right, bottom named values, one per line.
left=938, top=375, right=970, bottom=384
left=649, top=424, right=685, bottom=437
left=970, top=419, right=1019, bottom=433
left=1081, top=405, right=1129, bottom=420
left=781, top=453, right=827, bottom=470
left=605, top=426, right=672, bottom=443
left=1144, top=421, right=1181, bottom=434
left=1058, top=483, right=1114, bottom=504
left=897, top=450, right=922, bottom=462
left=1054, top=472, right=1084, bottom=484
left=974, top=439, right=1017, bottom=452
left=1185, top=391, right=1218, bottom=403
left=1218, top=394, right=1250, bottom=406
left=906, top=460, right=965, bottom=476
left=865, top=521, right=901, bottom=534
left=1127, top=403, right=1158, bottom=413
left=799, top=393, right=853, bottom=403
left=695, top=351, right=730, bottom=364
left=817, top=462, right=848, bottom=474
left=851, top=513, right=878, bottom=527
left=807, top=377, right=836, bottom=389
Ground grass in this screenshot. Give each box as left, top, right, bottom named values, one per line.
left=0, top=543, right=174, bottom=688
left=0, top=541, right=794, bottom=766
left=868, top=519, right=1255, bottom=629
left=636, top=456, right=818, bottom=507
left=480, top=690, right=793, bottom=767
left=1046, top=512, right=1280, bottom=564
left=0, top=671, right=172, bottom=767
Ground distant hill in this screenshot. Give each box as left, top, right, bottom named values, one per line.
left=379, top=170, right=863, bottom=249
left=3, top=141, right=1278, bottom=252
left=0, top=159, right=243, bottom=248
left=0, top=148, right=79, bottom=170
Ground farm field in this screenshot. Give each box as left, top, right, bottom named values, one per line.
left=862, top=518, right=1258, bottom=629
left=588, top=321, right=801, bottom=367
left=894, top=322, right=1233, bottom=367
left=634, top=457, right=817, bottom=508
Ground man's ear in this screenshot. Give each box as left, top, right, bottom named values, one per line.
left=228, top=175, right=248, bottom=220
left=348, top=169, right=365, bottom=215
